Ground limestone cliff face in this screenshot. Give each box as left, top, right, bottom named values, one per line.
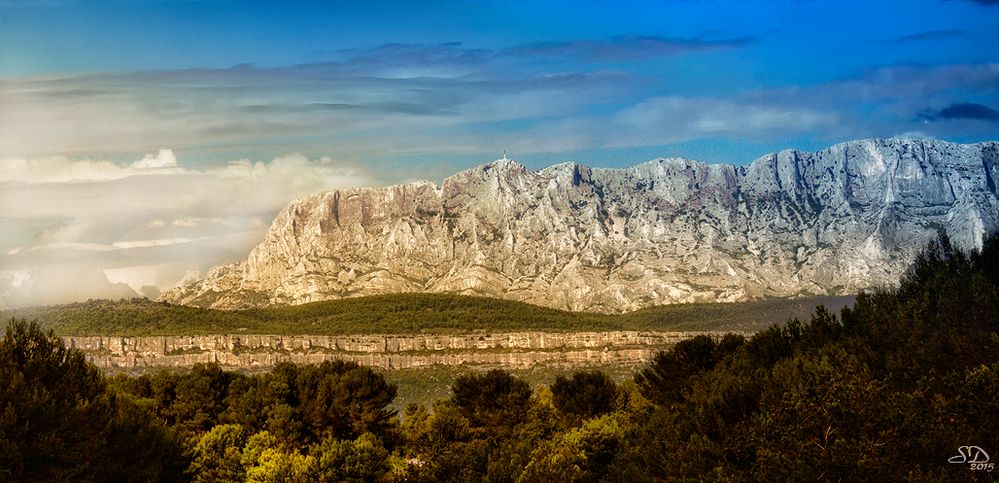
left=162, top=138, right=999, bottom=312
left=64, top=331, right=739, bottom=371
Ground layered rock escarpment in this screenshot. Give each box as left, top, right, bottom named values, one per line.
left=163, top=138, right=999, bottom=312
left=64, top=331, right=742, bottom=371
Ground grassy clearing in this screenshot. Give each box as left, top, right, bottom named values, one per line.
left=379, top=363, right=643, bottom=412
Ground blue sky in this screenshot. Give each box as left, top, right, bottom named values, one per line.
left=2, top=0, right=998, bottom=171
left=1, top=0, right=998, bottom=305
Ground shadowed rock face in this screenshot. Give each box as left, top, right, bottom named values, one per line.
left=162, top=138, right=999, bottom=312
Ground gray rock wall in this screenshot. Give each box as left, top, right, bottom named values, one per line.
left=64, top=331, right=742, bottom=371
left=163, top=138, right=999, bottom=313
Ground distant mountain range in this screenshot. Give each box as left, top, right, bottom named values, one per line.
left=162, top=138, right=999, bottom=313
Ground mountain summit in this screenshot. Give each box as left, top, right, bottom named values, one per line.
left=162, top=138, right=999, bottom=312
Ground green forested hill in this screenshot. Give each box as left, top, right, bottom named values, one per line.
left=2, top=293, right=853, bottom=336
left=4, top=233, right=997, bottom=481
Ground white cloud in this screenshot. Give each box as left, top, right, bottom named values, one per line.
left=485, top=96, right=841, bottom=154
left=104, top=264, right=172, bottom=294
left=0, top=150, right=377, bottom=307
left=170, top=217, right=265, bottom=228
left=178, top=269, right=202, bottom=286
left=614, top=96, right=838, bottom=142
left=1, top=268, right=139, bottom=308
left=111, top=237, right=204, bottom=249
left=131, top=149, right=178, bottom=169
left=893, top=131, right=938, bottom=140
left=0, top=58, right=634, bottom=160
left=0, top=148, right=183, bottom=184
left=27, top=242, right=118, bottom=252
left=10, top=271, right=29, bottom=288
left=0, top=156, right=127, bottom=183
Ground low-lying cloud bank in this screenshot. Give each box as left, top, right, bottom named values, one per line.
left=0, top=150, right=376, bottom=308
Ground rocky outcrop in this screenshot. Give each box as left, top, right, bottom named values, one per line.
left=162, top=138, right=999, bottom=312
left=63, top=331, right=741, bottom=371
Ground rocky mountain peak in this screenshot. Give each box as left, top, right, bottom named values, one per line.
left=451, top=157, right=529, bottom=180
left=162, top=138, right=999, bottom=313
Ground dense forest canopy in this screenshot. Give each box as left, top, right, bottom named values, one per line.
left=2, top=293, right=852, bottom=336
left=1, top=232, right=997, bottom=481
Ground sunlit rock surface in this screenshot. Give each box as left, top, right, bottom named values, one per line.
left=64, top=331, right=747, bottom=371
left=163, top=138, right=999, bottom=312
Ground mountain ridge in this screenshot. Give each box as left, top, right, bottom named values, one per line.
left=162, top=138, right=999, bottom=312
